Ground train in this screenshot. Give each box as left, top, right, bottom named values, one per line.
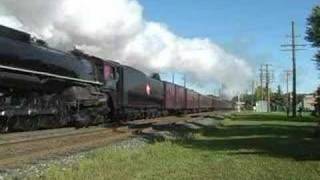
left=0, top=25, right=233, bottom=133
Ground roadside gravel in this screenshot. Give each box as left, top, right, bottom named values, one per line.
left=1, top=137, right=148, bottom=180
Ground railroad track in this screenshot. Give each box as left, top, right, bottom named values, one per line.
left=0, top=128, right=131, bottom=168
left=0, top=111, right=229, bottom=168
left=0, top=128, right=110, bottom=146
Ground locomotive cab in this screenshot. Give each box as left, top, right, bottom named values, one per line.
left=102, top=63, right=119, bottom=91
left=69, top=49, right=120, bottom=92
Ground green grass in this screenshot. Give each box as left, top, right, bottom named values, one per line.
left=230, top=112, right=319, bottom=122
left=30, top=113, right=320, bottom=180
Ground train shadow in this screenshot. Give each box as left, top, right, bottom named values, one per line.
left=160, top=121, right=320, bottom=161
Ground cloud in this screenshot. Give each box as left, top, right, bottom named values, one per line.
left=0, top=15, right=22, bottom=29
left=0, top=0, right=253, bottom=95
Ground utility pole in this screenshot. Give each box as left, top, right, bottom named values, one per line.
left=183, top=74, right=186, bottom=88
left=291, top=21, right=297, bottom=117
left=251, top=80, right=255, bottom=108
left=259, top=64, right=273, bottom=112
left=284, top=70, right=292, bottom=118
left=265, top=64, right=270, bottom=112
left=264, top=64, right=273, bottom=112
left=281, top=21, right=307, bottom=117
left=237, top=93, right=241, bottom=112
left=259, top=65, right=264, bottom=101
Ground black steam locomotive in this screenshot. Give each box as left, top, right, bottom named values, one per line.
left=0, top=25, right=232, bottom=132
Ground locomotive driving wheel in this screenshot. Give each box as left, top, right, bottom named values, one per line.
left=53, top=95, right=70, bottom=127
left=0, top=117, right=8, bottom=133
left=37, top=94, right=70, bottom=129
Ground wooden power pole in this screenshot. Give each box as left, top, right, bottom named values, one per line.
left=259, top=65, right=264, bottom=101
left=251, top=80, right=255, bottom=108
left=281, top=21, right=306, bottom=117
left=284, top=70, right=292, bottom=118
left=265, top=64, right=272, bottom=112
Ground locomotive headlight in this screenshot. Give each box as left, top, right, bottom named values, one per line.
left=0, top=111, right=5, bottom=116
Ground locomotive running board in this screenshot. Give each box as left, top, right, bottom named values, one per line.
left=0, top=64, right=103, bottom=86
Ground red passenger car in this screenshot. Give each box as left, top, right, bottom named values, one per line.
left=200, top=95, right=212, bottom=111
left=164, top=81, right=176, bottom=111
left=163, top=81, right=186, bottom=113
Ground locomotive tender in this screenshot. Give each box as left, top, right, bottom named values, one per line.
left=0, top=25, right=232, bottom=132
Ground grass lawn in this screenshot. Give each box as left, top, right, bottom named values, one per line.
left=230, top=111, right=319, bottom=122
left=31, top=113, right=320, bottom=180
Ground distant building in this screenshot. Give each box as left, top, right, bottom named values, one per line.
left=256, top=101, right=268, bottom=112
left=303, top=94, right=316, bottom=111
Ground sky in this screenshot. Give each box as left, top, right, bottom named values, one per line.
left=0, top=0, right=318, bottom=96
left=0, top=0, right=253, bottom=97
left=139, top=0, right=320, bottom=94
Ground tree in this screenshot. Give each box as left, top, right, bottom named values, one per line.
left=306, top=6, right=320, bottom=116
left=315, top=87, right=320, bottom=116
left=277, top=85, right=282, bottom=95
left=231, top=93, right=256, bottom=110
left=254, top=86, right=268, bottom=101
left=306, top=5, right=320, bottom=70
left=242, top=94, right=256, bottom=109
left=271, top=85, right=285, bottom=111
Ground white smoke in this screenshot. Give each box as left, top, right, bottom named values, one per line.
left=0, top=0, right=253, bottom=95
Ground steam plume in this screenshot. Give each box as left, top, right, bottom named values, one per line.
left=0, top=0, right=253, bottom=95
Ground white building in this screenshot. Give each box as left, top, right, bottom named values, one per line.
left=256, top=101, right=268, bottom=112
left=303, top=94, right=316, bottom=111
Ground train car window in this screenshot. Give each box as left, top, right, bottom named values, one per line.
left=80, top=58, right=94, bottom=79
left=104, top=64, right=114, bottom=80
left=95, top=63, right=104, bottom=82
left=103, top=64, right=119, bottom=90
